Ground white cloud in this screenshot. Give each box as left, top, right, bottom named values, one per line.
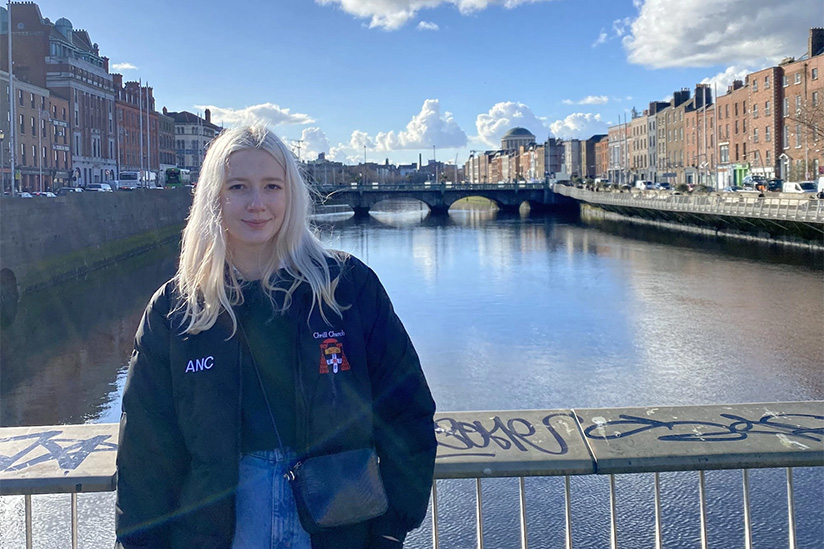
left=475, top=101, right=546, bottom=147
left=699, top=66, right=752, bottom=98
left=316, top=0, right=556, bottom=30
left=297, top=127, right=330, bottom=161
left=193, top=103, right=314, bottom=127
left=417, top=21, right=439, bottom=30
left=111, top=62, right=137, bottom=71
left=348, top=130, right=375, bottom=150
left=624, top=0, right=821, bottom=68
left=563, top=95, right=609, bottom=106
left=373, top=99, right=467, bottom=150
left=548, top=113, right=607, bottom=140
left=592, top=29, right=607, bottom=47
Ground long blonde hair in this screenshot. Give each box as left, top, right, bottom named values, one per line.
left=174, top=124, right=344, bottom=335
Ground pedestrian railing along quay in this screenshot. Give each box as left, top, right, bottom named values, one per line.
left=1, top=401, right=822, bottom=548
left=556, top=186, right=824, bottom=224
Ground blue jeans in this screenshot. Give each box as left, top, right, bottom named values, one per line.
left=232, top=449, right=312, bottom=549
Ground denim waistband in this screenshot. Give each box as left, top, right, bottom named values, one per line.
left=242, top=448, right=296, bottom=463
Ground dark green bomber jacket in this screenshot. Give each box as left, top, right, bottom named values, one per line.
left=114, top=255, right=437, bottom=548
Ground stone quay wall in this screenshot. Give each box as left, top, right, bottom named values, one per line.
left=0, top=189, right=193, bottom=295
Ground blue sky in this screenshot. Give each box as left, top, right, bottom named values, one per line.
left=26, top=0, right=824, bottom=166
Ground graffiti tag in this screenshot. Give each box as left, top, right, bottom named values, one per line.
left=436, top=413, right=574, bottom=458
left=0, top=430, right=117, bottom=472
left=584, top=413, right=824, bottom=443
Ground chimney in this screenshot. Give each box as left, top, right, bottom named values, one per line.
left=162, top=106, right=168, bottom=115
left=810, top=27, right=824, bottom=57
left=205, top=108, right=211, bottom=123
left=112, top=73, right=123, bottom=89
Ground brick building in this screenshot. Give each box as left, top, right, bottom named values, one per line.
left=113, top=74, right=159, bottom=182
left=1, top=4, right=117, bottom=187
left=745, top=67, right=781, bottom=179
left=166, top=109, right=221, bottom=179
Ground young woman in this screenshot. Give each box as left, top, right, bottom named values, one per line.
left=115, top=125, right=437, bottom=548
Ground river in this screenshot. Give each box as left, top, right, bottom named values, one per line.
left=1, top=200, right=822, bottom=547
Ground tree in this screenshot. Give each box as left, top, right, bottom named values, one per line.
left=788, top=96, right=824, bottom=144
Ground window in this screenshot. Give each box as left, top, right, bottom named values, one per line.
left=19, top=114, right=24, bottom=134
left=743, top=143, right=747, bottom=159
left=735, top=103, right=739, bottom=116
left=753, top=104, right=758, bottom=118
left=18, top=89, right=23, bottom=105
left=743, top=119, right=747, bottom=133
left=814, top=91, right=820, bottom=107
left=795, top=124, right=802, bottom=148
left=766, top=125, right=771, bottom=142
left=783, top=125, right=789, bottom=148
left=783, top=98, right=789, bottom=117
left=794, top=73, right=801, bottom=84
left=783, top=75, right=789, bottom=87
left=735, top=120, right=739, bottom=134
left=735, top=143, right=739, bottom=161
left=813, top=68, right=819, bottom=80
left=765, top=150, right=770, bottom=164
left=752, top=80, right=758, bottom=92
left=765, top=101, right=771, bottom=116
left=796, top=95, right=801, bottom=113
left=21, top=143, right=26, bottom=165
left=753, top=128, right=759, bottom=143
left=725, top=104, right=729, bottom=117
left=720, top=143, right=729, bottom=163
left=765, top=75, right=770, bottom=88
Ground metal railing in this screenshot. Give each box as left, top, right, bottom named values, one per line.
left=557, top=186, right=824, bottom=224
left=1, top=402, right=822, bottom=548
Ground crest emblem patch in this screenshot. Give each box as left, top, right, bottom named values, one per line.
left=319, top=338, right=350, bottom=374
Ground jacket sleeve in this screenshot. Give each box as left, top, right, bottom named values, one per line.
left=115, top=285, right=189, bottom=548
left=353, top=260, right=437, bottom=543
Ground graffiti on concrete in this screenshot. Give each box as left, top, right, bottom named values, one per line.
left=0, top=430, right=117, bottom=472
left=584, top=412, right=824, bottom=443
left=436, top=413, right=575, bottom=458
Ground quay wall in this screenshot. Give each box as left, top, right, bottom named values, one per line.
left=0, top=189, right=192, bottom=295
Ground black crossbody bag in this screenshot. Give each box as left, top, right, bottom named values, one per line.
left=239, top=325, right=389, bottom=534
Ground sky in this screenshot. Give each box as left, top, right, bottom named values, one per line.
left=24, top=0, right=824, bottom=166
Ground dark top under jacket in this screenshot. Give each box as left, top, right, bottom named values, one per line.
left=114, top=255, right=437, bottom=548
left=237, top=281, right=297, bottom=452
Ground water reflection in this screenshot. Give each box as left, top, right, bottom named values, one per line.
left=0, top=241, right=179, bottom=427
left=1, top=205, right=822, bottom=548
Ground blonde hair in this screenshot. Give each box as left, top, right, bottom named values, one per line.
left=174, top=124, right=344, bottom=335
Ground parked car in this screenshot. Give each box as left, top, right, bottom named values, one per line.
left=18, top=192, right=34, bottom=198
left=56, top=187, right=83, bottom=196
left=33, top=191, right=57, bottom=197
left=767, top=179, right=783, bottom=192
left=654, top=182, right=671, bottom=191
left=86, top=183, right=114, bottom=192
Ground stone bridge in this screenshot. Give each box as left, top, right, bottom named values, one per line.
left=316, top=182, right=575, bottom=215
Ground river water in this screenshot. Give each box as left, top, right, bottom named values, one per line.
left=1, top=201, right=822, bottom=548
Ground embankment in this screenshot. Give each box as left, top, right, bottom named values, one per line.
left=0, top=189, right=192, bottom=300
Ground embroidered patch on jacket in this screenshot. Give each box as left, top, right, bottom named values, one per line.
left=319, top=338, right=350, bottom=374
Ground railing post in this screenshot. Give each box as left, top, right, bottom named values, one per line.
left=564, top=475, right=573, bottom=549
left=431, top=481, right=440, bottom=549
left=519, top=477, right=528, bottom=549
left=654, top=472, right=663, bottom=549
left=698, top=471, right=708, bottom=549
left=476, top=478, right=484, bottom=549
left=787, top=468, right=797, bottom=549
left=609, top=474, right=618, bottom=549
left=742, top=469, right=753, bottom=549
left=71, top=493, right=78, bottom=549
left=25, top=494, right=33, bottom=549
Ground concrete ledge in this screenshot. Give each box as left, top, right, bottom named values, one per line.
left=574, top=401, right=824, bottom=474
left=1, top=402, right=821, bottom=495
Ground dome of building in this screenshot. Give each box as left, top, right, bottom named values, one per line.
left=502, top=127, right=535, bottom=139
left=501, top=127, right=536, bottom=151
left=55, top=17, right=73, bottom=39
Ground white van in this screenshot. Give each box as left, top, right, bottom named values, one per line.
left=782, top=181, right=816, bottom=194
left=86, top=183, right=114, bottom=192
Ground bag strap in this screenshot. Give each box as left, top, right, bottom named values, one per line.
left=237, top=322, right=286, bottom=453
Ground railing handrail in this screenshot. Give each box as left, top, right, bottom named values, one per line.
left=1, top=401, right=821, bottom=496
